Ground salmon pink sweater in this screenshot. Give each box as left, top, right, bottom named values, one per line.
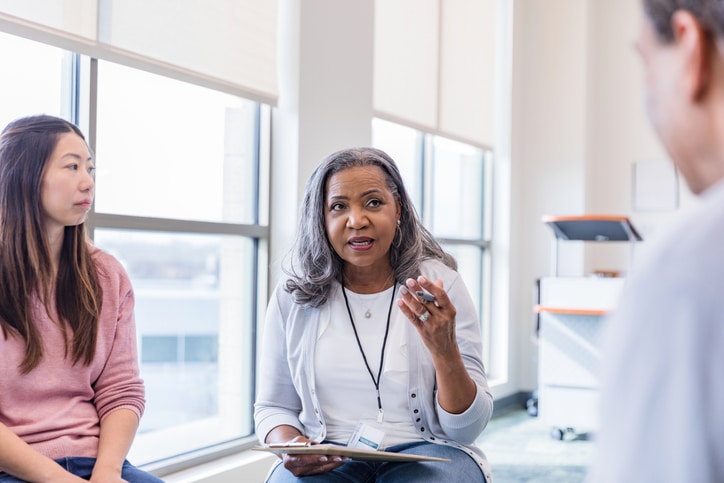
left=0, top=249, right=145, bottom=460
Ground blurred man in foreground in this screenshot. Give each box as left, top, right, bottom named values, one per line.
left=588, top=1, right=724, bottom=481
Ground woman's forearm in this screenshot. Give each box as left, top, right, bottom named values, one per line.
left=432, top=346, right=478, bottom=414
left=0, top=422, right=84, bottom=482
left=92, top=408, right=139, bottom=480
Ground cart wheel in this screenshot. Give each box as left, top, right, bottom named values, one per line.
left=525, top=396, right=538, bottom=417
left=550, top=428, right=564, bottom=440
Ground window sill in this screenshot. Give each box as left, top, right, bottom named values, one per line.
left=160, top=450, right=276, bottom=483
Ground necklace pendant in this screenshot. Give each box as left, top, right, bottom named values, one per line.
left=364, top=309, right=372, bottom=319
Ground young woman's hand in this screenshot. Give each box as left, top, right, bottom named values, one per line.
left=90, top=465, right=127, bottom=483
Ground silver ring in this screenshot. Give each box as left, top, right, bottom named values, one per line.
left=418, top=310, right=431, bottom=323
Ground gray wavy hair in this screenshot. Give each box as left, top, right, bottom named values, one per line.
left=284, top=147, right=457, bottom=307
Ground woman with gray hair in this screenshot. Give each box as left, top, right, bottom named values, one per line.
left=255, top=147, right=493, bottom=482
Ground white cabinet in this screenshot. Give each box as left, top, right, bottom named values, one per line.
left=536, top=215, right=640, bottom=440
left=537, top=276, right=624, bottom=439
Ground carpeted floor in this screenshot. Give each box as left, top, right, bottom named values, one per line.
left=475, top=407, right=593, bottom=483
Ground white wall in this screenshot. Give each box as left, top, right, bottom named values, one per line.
left=509, top=0, right=589, bottom=392
left=585, top=0, right=693, bottom=272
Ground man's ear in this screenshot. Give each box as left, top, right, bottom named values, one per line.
left=671, top=10, right=712, bottom=101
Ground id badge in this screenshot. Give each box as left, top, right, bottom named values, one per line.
left=347, top=422, right=385, bottom=450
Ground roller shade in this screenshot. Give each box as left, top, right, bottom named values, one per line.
left=0, top=0, right=278, bottom=104
left=374, top=0, right=496, bottom=148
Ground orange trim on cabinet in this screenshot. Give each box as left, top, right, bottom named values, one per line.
left=534, top=304, right=609, bottom=316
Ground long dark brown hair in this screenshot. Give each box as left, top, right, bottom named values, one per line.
left=0, top=114, right=102, bottom=373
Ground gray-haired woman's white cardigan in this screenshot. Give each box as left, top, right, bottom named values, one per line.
left=254, top=259, right=494, bottom=481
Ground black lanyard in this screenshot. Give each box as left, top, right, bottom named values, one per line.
left=341, top=283, right=396, bottom=424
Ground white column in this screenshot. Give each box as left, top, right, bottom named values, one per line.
left=270, top=0, right=374, bottom=289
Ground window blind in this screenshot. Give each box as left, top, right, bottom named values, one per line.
left=374, top=0, right=496, bottom=148
left=0, top=0, right=278, bottom=104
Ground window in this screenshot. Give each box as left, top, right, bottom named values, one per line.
left=93, top=60, right=262, bottom=225
left=91, top=62, right=269, bottom=465
left=0, top=31, right=67, bottom=126
left=0, top=32, right=269, bottom=469
left=372, top=118, right=493, bottom=366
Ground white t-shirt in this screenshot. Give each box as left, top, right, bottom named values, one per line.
left=315, top=284, right=421, bottom=448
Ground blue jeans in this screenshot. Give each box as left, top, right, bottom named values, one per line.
left=0, top=457, right=163, bottom=482
left=265, top=441, right=486, bottom=482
